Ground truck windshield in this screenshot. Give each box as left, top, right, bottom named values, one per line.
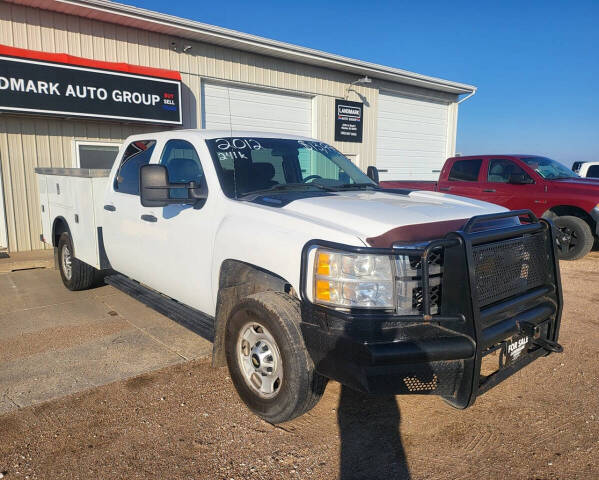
left=206, top=137, right=376, bottom=198
left=520, top=156, right=579, bottom=180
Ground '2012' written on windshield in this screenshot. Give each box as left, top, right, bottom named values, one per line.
left=213, top=138, right=338, bottom=161
left=214, top=138, right=262, bottom=161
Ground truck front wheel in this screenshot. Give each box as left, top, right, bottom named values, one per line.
left=225, top=291, right=327, bottom=424
left=553, top=216, right=594, bottom=260
left=57, top=232, right=97, bottom=290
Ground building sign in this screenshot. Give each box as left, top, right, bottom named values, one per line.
left=0, top=45, right=182, bottom=125
left=334, top=99, right=363, bottom=143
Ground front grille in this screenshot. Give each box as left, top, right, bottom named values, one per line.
left=413, top=282, right=442, bottom=313
left=473, top=233, right=549, bottom=307
left=408, top=248, right=443, bottom=273
left=395, top=247, right=443, bottom=315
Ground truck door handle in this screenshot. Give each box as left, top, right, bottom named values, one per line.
left=483, top=189, right=496, bottom=193
left=104, top=205, right=116, bottom=212
left=439, top=187, right=451, bottom=191
left=141, top=214, right=157, bottom=223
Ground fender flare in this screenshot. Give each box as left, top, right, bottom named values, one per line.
left=51, top=216, right=73, bottom=270
left=51, top=216, right=71, bottom=246
left=541, top=205, right=597, bottom=235
left=211, top=259, right=294, bottom=367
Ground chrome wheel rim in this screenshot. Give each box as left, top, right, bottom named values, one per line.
left=237, top=322, right=283, bottom=399
left=62, top=244, right=73, bottom=280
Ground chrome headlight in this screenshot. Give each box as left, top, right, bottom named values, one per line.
left=313, top=249, right=394, bottom=309
left=311, top=246, right=443, bottom=314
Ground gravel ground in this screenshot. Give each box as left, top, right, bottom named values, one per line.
left=0, top=255, right=598, bottom=480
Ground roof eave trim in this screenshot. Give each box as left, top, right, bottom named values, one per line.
left=20, top=0, right=476, bottom=94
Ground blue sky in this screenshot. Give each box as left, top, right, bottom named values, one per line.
left=130, top=0, right=598, bottom=166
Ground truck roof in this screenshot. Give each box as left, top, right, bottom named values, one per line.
left=449, top=154, right=544, bottom=160
left=124, top=129, right=316, bottom=143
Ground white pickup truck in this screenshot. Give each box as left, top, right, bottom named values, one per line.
left=36, top=130, right=563, bottom=423
left=572, top=161, right=599, bottom=179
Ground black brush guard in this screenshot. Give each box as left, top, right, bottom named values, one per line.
left=299, top=210, right=563, bottom=409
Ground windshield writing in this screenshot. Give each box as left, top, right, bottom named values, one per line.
left=206, top=137, right=375, bottom=198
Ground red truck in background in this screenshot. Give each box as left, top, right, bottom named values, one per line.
left=380, top=155, right=599, bottom=260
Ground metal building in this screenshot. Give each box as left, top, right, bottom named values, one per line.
left=0, top=0, right=475, bottom=252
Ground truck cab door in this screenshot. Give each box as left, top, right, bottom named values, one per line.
left=438, top=158, right=484, bottom=200
left=135, top=138, right=217, bottom=315
left=102, top=139, right=157, bottom=281
left=484, top=158, right=540, bottom=211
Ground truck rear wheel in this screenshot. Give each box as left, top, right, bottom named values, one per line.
left=553, top=216, right=594, bottom=260
left=57, top=232, right=97, bottom=290
left=225, top=291, right=327, bottom=424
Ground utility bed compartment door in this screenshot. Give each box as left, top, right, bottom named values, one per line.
left=37, top=174, right=51, bottom=245
left=35, top=170, right=108, bottom=269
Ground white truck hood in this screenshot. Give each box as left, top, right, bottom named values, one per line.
left=277, top=190, right=506, bottom=243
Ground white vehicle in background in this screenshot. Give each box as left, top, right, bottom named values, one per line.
left=36, top=129, right=563, bottom=424
left=572, top=161, right=599, bottom=178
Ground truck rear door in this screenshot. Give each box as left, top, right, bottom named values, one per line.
left=438, top=158, right=485, bottom=199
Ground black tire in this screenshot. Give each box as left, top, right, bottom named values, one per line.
left=553, top=216, right=594, bottom=261
left=57, top=232, right=97, bottom=290
left=225, top=291, right=327, bottom=424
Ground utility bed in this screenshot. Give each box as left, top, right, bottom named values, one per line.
left=35, top=168, right=110, bottom=270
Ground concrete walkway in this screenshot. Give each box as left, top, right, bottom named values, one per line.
left=0, top=248, right=55, bottom=273
left=0, top=268, right=212, bottom=414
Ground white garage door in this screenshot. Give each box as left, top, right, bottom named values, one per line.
left=376, top=91, right=449, bottom=181
left=201, top=83, right=312, bottom=137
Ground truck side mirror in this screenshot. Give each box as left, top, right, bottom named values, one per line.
left=508, top=173, right=533, bottom=185
left=140, top=164, right=171, bottom=207
left=367, top=166, right=379, bottom=183
left=140, top=164, right=208, bottom=208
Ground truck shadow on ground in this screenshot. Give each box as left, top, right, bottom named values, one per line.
left=331, top=318, right=413, bottom=480
left=337, top=386, right=411, bottom=480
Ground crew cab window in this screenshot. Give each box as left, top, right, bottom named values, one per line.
left=587, top=165, right=599, bottom=178
left=487, top=159, right=532, bottom=183
left=448, top=159, right=482, bottom=182
left=160, top=139, right=205, bottom=199
left=114, top=140, right=156, bottom=195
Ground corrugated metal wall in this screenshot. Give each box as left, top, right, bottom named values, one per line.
left=0, top=116, right=159, bottom=250
left=0, top=1, right=457, bottom=252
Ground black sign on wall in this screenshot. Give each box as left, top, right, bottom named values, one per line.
left=334, top=99, right=363, bottom=143
left=0, top=55, right=182, bottom=125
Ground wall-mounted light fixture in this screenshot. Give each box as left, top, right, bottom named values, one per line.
left=345, top=76, right=372, bottom=102
left=350, top=76, right=372, bottom=86
left=183, top=45, right=192, bottom=53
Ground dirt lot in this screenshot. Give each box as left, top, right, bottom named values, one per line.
left=1, top=255, right=598, bottom=480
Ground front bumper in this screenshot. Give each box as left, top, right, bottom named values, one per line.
left=299, top=210, right=563, bottom=409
